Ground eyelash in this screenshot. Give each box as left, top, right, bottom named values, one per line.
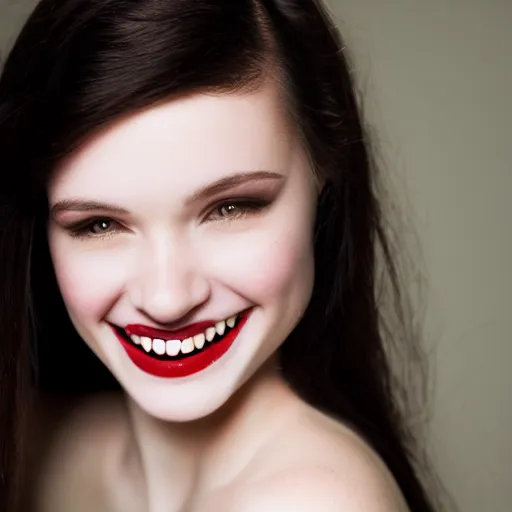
left=66, top=199, right=271, bottom=240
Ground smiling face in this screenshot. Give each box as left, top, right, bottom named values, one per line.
left=47, top=81, right=318, bottom=422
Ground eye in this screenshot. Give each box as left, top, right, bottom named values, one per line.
left=67, top=217, right=122, bottom=239
left=90, top=219, right=113, bottom=234
left=207, top=200, right=269, bottom=222
left=218, top=203, right=243, bottom=218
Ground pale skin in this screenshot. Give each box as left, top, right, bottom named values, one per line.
left=32, top=80, right=410, bottom=511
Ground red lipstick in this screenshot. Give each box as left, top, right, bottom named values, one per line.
left=112, top=310, right=251, bottom=378
left=124, top=321, right=214, bottom=341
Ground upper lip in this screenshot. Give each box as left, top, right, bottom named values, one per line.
left=123, top=320, right=217, bottom=341
left=121, top=309, right=248, bottom=341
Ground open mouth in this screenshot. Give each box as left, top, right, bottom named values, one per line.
left=113, top=313, right=242, bottom=361
left=111, top=309, right=252, bottom=378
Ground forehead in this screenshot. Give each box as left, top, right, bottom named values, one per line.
left=48, top=82, right=295, bottom=200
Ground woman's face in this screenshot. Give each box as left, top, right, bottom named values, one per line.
left=47, top=82, right=318, bottom=421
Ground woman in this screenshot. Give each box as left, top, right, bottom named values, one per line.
left=0, top=0, right=443, bottom=510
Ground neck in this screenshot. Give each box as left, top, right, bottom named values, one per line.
left=125, top=356, right=301, bottom=511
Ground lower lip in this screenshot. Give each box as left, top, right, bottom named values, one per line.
left=113, top=311, right=250, bottom=378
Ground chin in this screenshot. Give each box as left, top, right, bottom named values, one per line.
left=128, top=387, right=232, bottom=423
left=118, top=359, right=258, bottom=423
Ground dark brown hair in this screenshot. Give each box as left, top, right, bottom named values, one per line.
left=0, top=1, right=444, bottom=510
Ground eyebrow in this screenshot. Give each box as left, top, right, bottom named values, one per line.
left=50, top=170, right=285, bottom=217
left=184, top=170, right=284, bottom=206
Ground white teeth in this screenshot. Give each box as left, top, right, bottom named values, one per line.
left=181, top=337, right=194, bottom=354
left=215, top=320, right=226, bottom=336
left=205, top=327, right=216, bottom=342
left=194, top=333, right=205, bottom=350
left=128, top=313, right=242, bottom=358
left=140, top=336, right=152, bottom=352
left=204, top=314, right=237, bottom=342
left=153, top=338, right=166, bottom=355
left=166, top=339, right=181, bottom=357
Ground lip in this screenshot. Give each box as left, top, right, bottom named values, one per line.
left=112, top=309, right=251, bottom=378
left=124, top=320, right=218, bottom=341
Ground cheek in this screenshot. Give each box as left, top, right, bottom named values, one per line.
left=205, top=216, right=315, bottom=306
left=48, top=235, right=124, bottom=320
left=245, top=236, right=313, bottom=299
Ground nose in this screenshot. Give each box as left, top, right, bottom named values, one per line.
left=129, top=236, right=210, bottom=325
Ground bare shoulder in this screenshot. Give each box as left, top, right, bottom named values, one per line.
left=238, top=403, right=411, bottom=512
left=27, top=392, right=135, bottom=512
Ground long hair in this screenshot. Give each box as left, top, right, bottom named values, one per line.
left=0, top=1, right=443, bottom=510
